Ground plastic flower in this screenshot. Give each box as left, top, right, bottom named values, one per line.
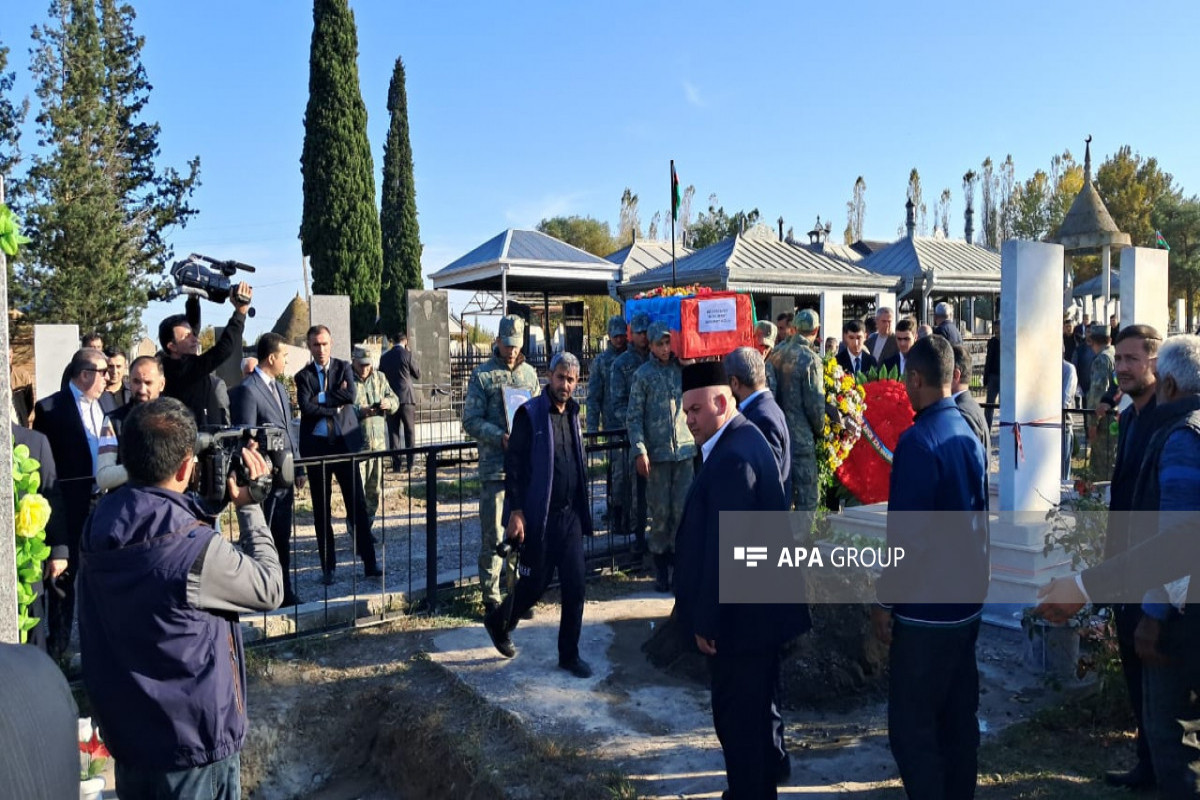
left=15, top=494, right=51, bottom=538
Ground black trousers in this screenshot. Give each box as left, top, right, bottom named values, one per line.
left=710, top=647, right=781, bottom=799
left=504, top=507, right=585, bottom=663
left=387, top=405, right=416, bottom=470
left=306, top=440, right=378, bottom=574
left=888, top=617, right=981, bottom=800
left=1115, top=603, right=1154, bottom=769
left=263, top=487, right=295, bottom=595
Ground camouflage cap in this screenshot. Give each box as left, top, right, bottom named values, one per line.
left=755, top=320, right=778, bottom=348
left=630, top=312, right=652, bottom=334
left=795, top=309, right=820, bottom=334
left=647, top=320, right=671, bottom=342
left=1088, top=322, right=1111, bottom=341
left=607, top=315, right=628, bottom=337
left=352, top=344, right=374, bottom=365
left=498, top=315, right=524, bottom=346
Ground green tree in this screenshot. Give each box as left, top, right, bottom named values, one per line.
left=0, top=40, right=28, bottom=182
left=1096, top=145, right=1179, bottom=247
left=1047, top=150, right=1083, bottom=236
left=1155, top=193, right=1200, bottom=326
left=379, top=56, right=422, bottom=339
left=688, top=194, right=759, bottom=249
left=300, top=0, right=383, bottom=340
left=19, top=0, right=199, bottom=343
left=537, top=215, right=617, bottom=256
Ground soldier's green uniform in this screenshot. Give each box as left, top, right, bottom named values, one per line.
left=352, top=349, right=399, bottom=519
left=770, top=309, right=825, bottom=512
left=756, top=321, right=780, bottom=395
left=1087, top=333, right=1118, bottom=479
left=587, top=315, right=630, bottom=537
left=608, top=313, right=652, bottom=540
left=627, top=322, right=695, bottom=560
left=462, top=317, right=541, bottom=608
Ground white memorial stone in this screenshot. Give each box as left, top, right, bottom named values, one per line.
left=1175, top=299, right=1186, bottom=334
left=819, top=291, right=843, bottom=354
left=34, top=324, right=80, bottom=401
left=309, top=295, right=352, bottom=362
left=1120, top=247, right=1168, bottom=336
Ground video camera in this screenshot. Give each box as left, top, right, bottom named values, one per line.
left=170, top=253, right=256, bottom=314
left=192, top=425, right=295, bottom=510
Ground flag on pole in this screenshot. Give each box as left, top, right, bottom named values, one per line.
left=1156, top=230, right=1171, bottom=251
left=671, top=161, right=680, bottom=222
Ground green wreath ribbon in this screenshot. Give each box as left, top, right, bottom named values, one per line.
left=0, top=203, right=31, bottom=256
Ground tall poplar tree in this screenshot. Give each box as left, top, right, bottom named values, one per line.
left=19, top=0, right=199, bottom=343
left=300, top=0, right=382, bottom=339
left=379, top=56, right=422, bottom=338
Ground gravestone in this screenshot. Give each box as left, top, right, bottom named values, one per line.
left=309, top=295, right=352, bottom=362
left=819, top=291, right=843, bottom=350
left=280, top=344, right=311, bottom=378
left=34, top=324, right=79, bottom=401
left=563, top=301, right=584, bottom=356
left=132, top=337, right=157, bottom=359
left=1119, top=247, right=1168, bottom=336
left=408, top=289, right=451, bottom=421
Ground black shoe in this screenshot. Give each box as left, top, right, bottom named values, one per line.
left=363, top=566, right=383, bottom=579
left=321, top=569, right=335, bottom=586
left=484, top=610, right=516, bottom=658
left=1104, top=762, right=1155, bottom=790
left=483, top=600, right=499, bottom=619
left=654, top=554, right=670, bottom=593
left=775, top=753, right=792, bottom=784
left=281, top=590, right=301, bottom=607
left=519, top=607, right=534, bottom=620
left=558, top=657, right=593, bottom=678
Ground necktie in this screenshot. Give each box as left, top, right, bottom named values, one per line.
left=853, top=356, right=860, bottom=374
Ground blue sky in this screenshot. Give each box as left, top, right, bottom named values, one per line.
left=4, top=0, right=1199, bottom=341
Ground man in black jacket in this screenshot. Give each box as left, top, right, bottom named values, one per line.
left=378, top=333, right=421, bottom=471
left=158, top=284, right=250, bottom=425
left=836, top=319, right=878, bottom=376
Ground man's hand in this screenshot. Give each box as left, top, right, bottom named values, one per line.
left=636, top=454, right=650, bottom=478
left=501, top=433, right=510, bottom=451
left=228, top=445, right=271, bottom=508
left=871, top=606, right=893, bottom=646
left=1135, top=616, right=1170, bottom=666
left=694, top=634, right=717, bottom=656
left=1034, top=577, right=1087, bottom=623
left=44, top=558, right=67, bottom=580
left=505, top=510, right=526, bottom=544
left=232, top=281, right=253, bottom=315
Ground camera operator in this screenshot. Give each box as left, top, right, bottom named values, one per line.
left=78, top=396, right=282, bottom=796
left=158, top=282, right=251, bottom=425
left=95, top=355, right=165, bottom=491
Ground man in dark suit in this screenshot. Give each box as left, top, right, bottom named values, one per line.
left=836, top=319, right=878, bottom=376
left=378, top=333, right=421, bottom=471
left=951, top=344, right=990, bottom=453
left=866, top=306, right=899, bottom=364
left=232, top=333, right=308, bottom=605
left=675, top=362, right=811, bottom=799
left=296, top=325, right=380, bottom=584
left=725, top=347, right=790, bottom=499
left=933, top=301, right=965, bottom=345
left=33, top=348, right=115, bottom=659
left=882, top=318, right=916, bottom=376
left=158, top=286, right=250, bottom=425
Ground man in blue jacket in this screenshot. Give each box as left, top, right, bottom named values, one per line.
left=873, top=334, right=989, bottom=800
left=675, top=361, right=810, bottom=799
left=78, top=397, right=283, bottom=798
left=483, top=352, right=594, bottom=679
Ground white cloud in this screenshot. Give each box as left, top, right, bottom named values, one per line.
left=683, top=80, right=705, bottom=108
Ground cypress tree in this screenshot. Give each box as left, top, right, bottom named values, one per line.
left=19, top=0, right=198, bottom=344
left=379, top=56, right=422, bottom=338
left=300, top=0, right=382, bottom=340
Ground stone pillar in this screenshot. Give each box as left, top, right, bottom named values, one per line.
left=1176, top=299, right=1187, bottom=334
left=34, top=324, right=80, bottom=401
left=874, top=291, right=896, bottom=316
left=819, top=290, right=843, bottom=354
left=999, top=240, right=1064, bottom=515
left=1120, top=247, right=1168, bottom=335
left=309, top=295, right=353, bottom=362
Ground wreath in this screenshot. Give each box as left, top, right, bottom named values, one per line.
left=835, top=366, right=915, bottom=505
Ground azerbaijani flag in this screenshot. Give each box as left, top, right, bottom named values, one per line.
left=1156, top=230, right=1171, bottom=251
left=671, top=161, right=681, bottom=222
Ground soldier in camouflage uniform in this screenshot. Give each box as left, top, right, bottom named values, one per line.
left=352, top=345, right=399, bottom=520
left=756, top=320, right=779, bottom=395
left=1086, top=324, right=1118, bottom=479
left=462, top=316, right=541, bottom=613
left=586, top=316, right=629, bottom=534
left=628, top=322, right=696, bottom=591
left=769, top=308, right=825, bottom=512
left=608, top=312, right=652, bottom=551
left=795, top=307, right=822, bottom=352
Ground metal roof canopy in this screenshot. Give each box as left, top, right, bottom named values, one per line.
left=1072, top=269, right=1121, bottom=298
left=429, top=228, right=618, bottom=296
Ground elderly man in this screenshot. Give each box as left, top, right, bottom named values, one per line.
left=463, top=316, right=541, bottom=614
left=608, top=312, right=652, bottom=550
left=1038, top=334, right=1200, bottom=797
left=483, top=353, right=594, bottom=678
left=352, top=344, right=399, bottom=521
left=933, top=301, right=963, bottom=345
left=628, top=322, right=695, bottom=591
left=867, top=306, right=899, bottom=363
left=675, top=361, right=810, bottom=799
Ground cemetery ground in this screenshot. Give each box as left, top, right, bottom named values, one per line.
left=209, top=463, right=1141, bottom=800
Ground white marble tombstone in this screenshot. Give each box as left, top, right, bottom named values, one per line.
left=309, top=295, right=352, bottom=363
left=1120, top=247, right=1168, bottom=336
left=34, top=324, right=80, bottom=401
left=819, top=291, right=843, bottom=354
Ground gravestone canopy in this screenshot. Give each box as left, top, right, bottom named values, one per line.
left=430, top=228, right=618, bottom=295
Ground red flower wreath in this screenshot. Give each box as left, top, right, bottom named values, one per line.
left=836, top=377, right=914, bottom=505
